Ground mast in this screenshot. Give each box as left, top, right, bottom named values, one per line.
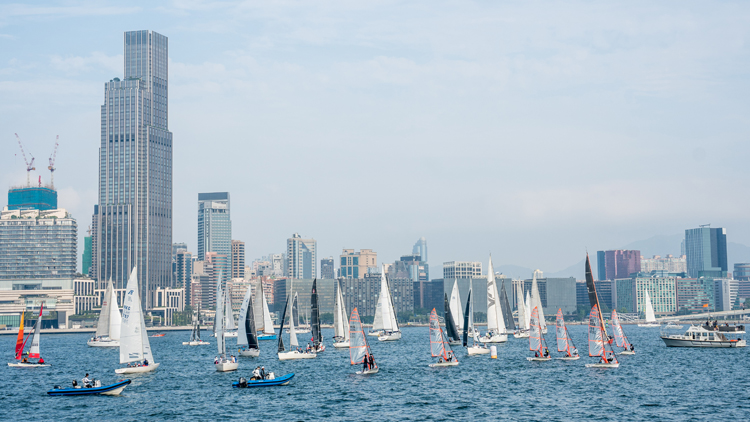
left=311, top=279, right=322, bottom=348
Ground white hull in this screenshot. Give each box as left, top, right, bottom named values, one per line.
left=356, top=367, right=379, bottom=375
left=586, top=362, right=620, bottom=368
left=333, top=341, right=350, bottom=348
left=182, top=340, right=210, bottom=345
left=88, top=339, right=120, bottom=347
left=638, top=323, right=660, bottom=327
left=115, top=362, right=160, bottom=374
left=467, top=346, right=490, bottom=355
left=514, top=332, right=530, bottom=339
left=368, top=330, right=384, bottom=337
left=526, top=357, right=552, bottom=362
left=479, top=334, right=508, bottom=343
left=101, top=385, right=129, bottom=396
left=448, top=340, right=462, bottom=346
left=661, top=337, right=746, bottom=348
left=215, top=361, right=239, bottom=372
left=278, top=351, right=317, bottom=360
left=429, top=361, right=459, bottom=367
left=224, top=331, right=238, bottom=338
left=556, top=356, right=580, bottom=361
left=8, top=362, right=50, bottom=367
left=378, top=332, right=402, bottom=341
left=239, top=348, right=260, bottom=357
left=619, top=350, right=636, bottom=355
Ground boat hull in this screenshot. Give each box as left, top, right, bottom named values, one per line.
left=637, top=323, right=660, bottom=328
left=429, top=361, right=459, bottom=367
left=224, top=332, right=238, bottom=338
left=333, top=341, right=350, bottom=348
left=585, top=363, right=620, bottom=368
left=378, top=332, right=402, bottom=341
left=556, top=356, right=581, bottom=361
left=257, top=334, right=277, bottom=341
left=233, top=373, right=294, bottom=387
left=216, top=362, right=239, bottom=372
left=368, top=330, right=383, bottom=337
left=479, top=334, right=508, bottom=343
left=526, top=357, right=552, bottom=362
left=87, top=339, right=120, bottom=347
left=356, top=367, right=379, bottom=375
left=239, top=348, right=260, bottom=357
left=467, top=346, right=490, bottom=355
left=115, top=362, right=160, bottom=374
left=514, top=332, right=530, bottom=339
left=48, top=379, right=131, bottom=396
left=278, top=351, right=317, bottom=360
left=619, top=350, right=636, bottom=355
left=8, top=362, right=50, bottom=367
left=661, top=336, right=746, bottom=348
left=182, top=341, right=210, bottom=345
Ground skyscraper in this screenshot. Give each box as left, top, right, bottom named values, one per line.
left=685, top=226, right=727, bottom=278
left=198, top=192, right=231, bottom=286
left=287, top=233, right=316, bottom=279
left=339, top=249, right=377, bottom=279
left=231, top=240, right=245, bottom=279
left=92, top=30, right=173, bottom=309
left=597, top=250, right=641, bottom=280
left=412, top=237, right=428, bottom=263
left=320, top=257, right=334, bottom=279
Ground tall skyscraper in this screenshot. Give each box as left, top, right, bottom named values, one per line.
left=287, top=233, right=316, bottom=279
left=92, top=30, right=172, bottom=308
left=320, top=257, right=334, bottom=279
left=597, top=250, right=641, bottom=280
left=685, top=226, right=727, bottom=278
left=412, top=237, right=428, bottom=263
left=198, top=192, right=231, bottom=286
left=231, top=240, right=245, bottom=279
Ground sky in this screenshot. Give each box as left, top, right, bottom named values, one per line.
left=1, top=1, right=749, bottom=277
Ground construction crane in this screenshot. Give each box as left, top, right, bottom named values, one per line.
left=48, top=135, right=59, bottom=188
left=14, top=133, right=35, bottom=187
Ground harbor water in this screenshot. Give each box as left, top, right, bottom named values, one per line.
left=1, top=325, right=748, bottom=420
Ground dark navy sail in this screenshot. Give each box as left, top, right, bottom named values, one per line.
left=311, top=279, right=322, bottom=348
left=278, top=296, right=288, bottom=353
left=245, top=293, right=259, bottom=349
left=500, top=283, right=516, bottom=331
left=462, top=290, right=472, bottom=347
left=444, top=293, right=459, bottom=343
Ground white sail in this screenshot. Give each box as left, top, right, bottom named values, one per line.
left=373, top=269, right=398, bottom=332
left=516, top=279, right=528, bottom=330
left=109, top=283, right=122, bottom=340
left=289, top=295, right=299, bottom=348
left=237, top=285, right=253, bottom=347
left=262, top=289, right=274, bottom=334
left=225, top=287, right=235, bottom=331
left=450, top=280, right=464, bottom=331
left=95, top=279, right=113, bottom=338
left=28, top=308, right=42, bottom=358
left=486, top=257, right=506, bottom=334
left=524, top=290, right=532, bottom=330
left=216, top=282, right=225, bottom=356
left=253, top=282, right=264, bottom=332
left=644, top=290, right=656, bottom=323
left=531, top=272, right=547, bottom=332
left=119, top=268, right=155, bottom=364
left=334, top=279, right=350, bottom=340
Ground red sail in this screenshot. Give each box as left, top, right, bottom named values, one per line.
left=14, top=312, right=25, bottom=360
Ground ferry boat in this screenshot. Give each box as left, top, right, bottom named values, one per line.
left=661, top=324, right=746, bottom=348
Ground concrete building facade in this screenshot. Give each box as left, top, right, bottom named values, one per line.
left=340, top=249, right=377, bottom=279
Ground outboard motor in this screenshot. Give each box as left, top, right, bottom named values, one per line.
left=94, top=380, right=102, bottom=387
left=238, top=377, right=247, bottom=388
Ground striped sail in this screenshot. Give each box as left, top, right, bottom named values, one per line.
left=588, top=305, right=605, bottom=358
left=611, top=310, right=629, bottom=349
left=429, top=308, right=447, bottom=359
left=528, top=306, right=543, bottom=353
left=349, top=308, right=367, bottom=364
left=555, top=308, right=569, bottom=353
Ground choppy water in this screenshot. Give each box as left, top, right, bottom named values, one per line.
left=1, top=325, right=748, bottom=421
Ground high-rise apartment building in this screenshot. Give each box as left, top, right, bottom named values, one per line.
left=287, top=233, right=316, bottom=279
left=231, top=240, right=245, bottom=279
left=92, top=30, right=173, bottom=309
left=443, top=261, right=482, bottom=279
left=597, top=250, right=641, bottom=280
left=641, top=255, right=687, bottom=273
left=685, top=226, right=727, bottom=278
left=320, top=257, right=334, bottom=279
left=198, top=192, right=231, bottom=286
left=735, top=263, right=750, bottom=281
left=174, top=250, right=192, bottom=304
left=340, top=249, right=377, bottom=279
left=82, top=235, right=92, bottom=276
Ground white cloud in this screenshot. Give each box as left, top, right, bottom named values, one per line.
left=50, top=52, right=122, bottom=75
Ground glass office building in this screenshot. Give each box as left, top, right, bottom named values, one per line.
left=684, top=227, right=727, bottom=278
left=197, top=192, right=231, bottom=288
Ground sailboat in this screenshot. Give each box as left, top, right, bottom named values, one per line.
left=500, top=282, right=516, bottom=336
left=9, top=304, right=49, bottom=367
left=333, top=279, right=350, bottom=348
left=116, top=268, right=159, bottom=374
left=214, top=280, right=239, bottom=371
left=527, top=306, right=551, bottom=361
left=524, top=291, right=532, bottom=331
left=254, top=282, right=277, bottom=340
left=311, top=279, right=325, bottom=352
left=375, top=269, right=401, bottom=341
left=638, top=290, right=660, bottom=327
left=277, top=292, right=316, bottom=360
left=585, top=305, right=619, bottom=368
left=449, top=279, right=464, bottom=334
left=530, top=272, right=548, bottom=334
left=183, top=304, right=209, bottom=345
left=555, top=308, right=579, bottom=360
left=481, top=256, right=508, bottom=343
left=514, top=279, right=529, bottom=338
left=88, top=278, right=122, bottom=347
left=463, top=285, right=489, bottom=355
left=349, top=307, right=378, bottom=374
left=611, top=310, right=635, bottom=355
left=443, top=293, right=462, bottom=345
left=429, top=308, right=459, bottom=367
left=237, top=284, right=260, bottom=357
left=223, top=286, right=238, bottom=337
left=287, top=292, right=311, bottom=334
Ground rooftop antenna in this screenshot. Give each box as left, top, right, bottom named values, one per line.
left=700, top=224, right=711, bottom=228
left=48, top=135, right=59, bottom=188
left=14, top=133, right=35, bottom=187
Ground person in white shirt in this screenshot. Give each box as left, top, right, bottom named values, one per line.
left=252, top=367, right=261, bottom=380
left=82, top=374, right=92, bottom=388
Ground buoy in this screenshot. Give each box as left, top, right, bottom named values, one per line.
left=490, top=345, right=497, bottom=359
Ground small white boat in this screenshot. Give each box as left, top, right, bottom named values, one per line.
left=278, top=350, right=317, bottom=360
left=8, top=361, right=50, bottom=368
left=224, top=331, right=238, bottom=338
left=429, top=361, right=460, bottom=367
left=528, top=306, right=552, bottom=362
left=514, top=331, right=530, bottom=339
left=183, top=340, right=210, bottom=346
left=555, top=308, right=581, bottom=360
left=88, top=338, right=120, bottom=347
left=349, top=307, right=379, bottom=375
left=236, top=284, right=260, bottom=358
left=526, top=356, right=552, bottom=362
left=467, top=346, right=490, bottom=356
left=89, top=279, right=122, bottom=348
left=333, top=279, right=351, bottom=349
left=277, top=285, right=317, bottom=361
left=116, top=268, right=159, bottom=374
left=333, top=341, right=349, bottom=348
left=637, top=290, right=660, bottom=327
left=356, top=367, right=380, bottom=374
left=214, top=277, right=239, bottom=372
left=556, top=355, right=580, bottom=361
left=586, top=303, right=619, bottom=369
left=429, top=308, right=459, bottom=367
left=479, top=333, right=508, bottom=343
left=367, top=330, right=383, bottom=337
left=378, top=331, right=402, bottom=342
left=184, top=304, right=210, bottom=345
left=661, top=324, right=746, bottom=348
left=373, top=268, right=401, bottom=342
left=215, top=360, right=239, bottom=372
left=585, top=362, right=620, bottom=368
left=239, top=348, right=260, bottom=357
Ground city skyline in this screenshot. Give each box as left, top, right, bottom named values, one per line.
left=1, top=3, right=750, bottom=276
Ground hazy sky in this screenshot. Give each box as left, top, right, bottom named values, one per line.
left=1, top=1, right=749, bottom=277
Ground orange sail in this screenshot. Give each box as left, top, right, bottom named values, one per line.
left=14, top=312, right=25, bottom=360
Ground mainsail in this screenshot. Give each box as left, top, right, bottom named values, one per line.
left=524, top=291, right=532, bottom=330
left=95, top=279, right=113, bottom=338
left=261, top=288, right=274, bottom=334
left=531, top=273, right=547, bottom=332
left=292, top=292, right=300, bottom=329
left=556, top=308, right=576, bottom=356
left=238, top=285, right=258, bottom=349
left=119, top=268, right=155, bottom=365
left=429, top=308, right=448, bottom=360
left=373, top=270, right=399, bottom=332
left=349, top=307, right=371, bottom=365
left=588, top=304, right=617, bottom=363
left=644, top=290, right=656, bottom=323
left=277, top=296, right=289, bottom=353
left=462, top=289, right=472, bottom=347
left=486, top=257, right=506, bottom=334
left=585, top=254, right=606, bottom=332
left=14, top=311, right=25, bottom=359
left=443, top=293, right=460, bottom=343
left=225, top=286, right=235, bottom=331
left=28, top=303, right=43, bottom=359
left=216, top=282, right=225, bottom=357
left=528, top=306, right=547, bottom=354
left=516, top=279, right=528, bottom=331
left=108, top=285, right=122, bottom=340
left=253, top=281, right=264, bottom=333
left=611, top=310, right=630, bottom=350
left=311, top=279, right=322, bottom=348
left=449, top=280, right=463, bottom=331
left=334, top=279, right=350, bottom=341
left=500, top=282, right=516, bottom=331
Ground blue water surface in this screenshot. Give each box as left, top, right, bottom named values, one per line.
left=1, top=325, right=748, bottom=421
